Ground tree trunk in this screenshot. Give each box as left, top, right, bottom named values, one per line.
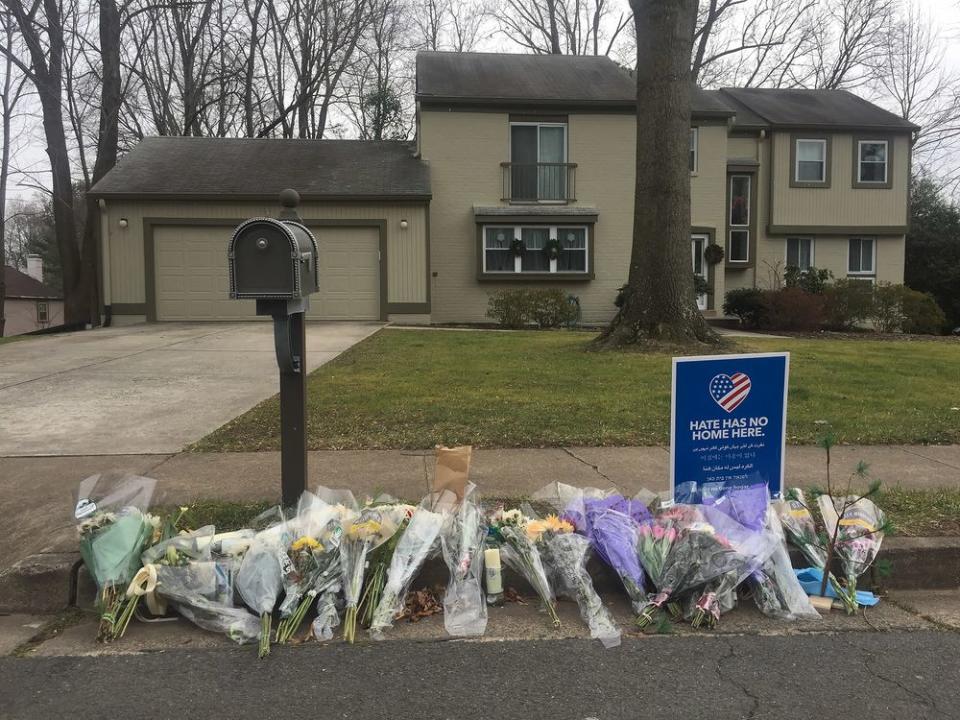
left=595, top=0, right=717, bottom=349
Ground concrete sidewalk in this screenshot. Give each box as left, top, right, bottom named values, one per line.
left=2, top=444, right=959, bottom=572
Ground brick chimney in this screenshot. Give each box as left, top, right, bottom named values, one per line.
left=25, top=254, right=43, bottom=283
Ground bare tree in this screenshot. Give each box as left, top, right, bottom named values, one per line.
left=0, top=6, right=30, bottom=335
left=497, top=0, right=630, bottom=55
left=876, top=5, right=960, bottom=185
left=596, top=0, right=715, bottom=348
left=0, top=0, right=90, bottom=324
left=806, top=0, right=894, bottom=90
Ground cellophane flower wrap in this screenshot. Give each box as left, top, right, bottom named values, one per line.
left=817, top=494, right=886, bottom=614
left=635, top=507, right=685, bottom=613
left=531, top=511, right=621, bottom=648
left=340, top=500, right=400, bottom=643
left=235, top=507, right=292, bottom=657
left=750, top=507, right=820, bottom=621
left=440, top=484, right=488, bottom=637
left=358, top=501, right=417, bottom=629
left=74, top=474, right=159, bottom=642
left=490, top=506, right=560, bottom=627
left=274, top=491, right=345, bottom=643
left=565, top=492, right=651, bottom=614
left=684, top=486, right=780, bottom=628
left=369, top=492, right=453, bottom=638
left=635, top=504, right=749, bottom=628
left=773, top=490, right=852, bottom=612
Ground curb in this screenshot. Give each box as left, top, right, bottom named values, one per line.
left=1, top=537, right=957, bottom=614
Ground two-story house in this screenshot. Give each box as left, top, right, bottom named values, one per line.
left=90, top=51, right=915, bottom=326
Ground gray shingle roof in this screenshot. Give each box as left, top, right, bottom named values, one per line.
left=89, top=138, right=431, bottom=199
left=416, top=51, right=735, bottom=117
left=720, top=88, right=918, bottom=131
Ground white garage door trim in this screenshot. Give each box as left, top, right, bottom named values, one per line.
left=145, top=218, right=387, bottom=322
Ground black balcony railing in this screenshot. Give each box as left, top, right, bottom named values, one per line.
left=501, top=162, right=577, bottom=203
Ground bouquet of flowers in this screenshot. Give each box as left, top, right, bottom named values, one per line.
left=440, top=484, right=488, bottom=637
left=358, top=501, right=417, bottom=629
left=340, top=502, right=401, bottom=643
left=235, top=508, right=291, bottom=657
left=817, top=494, right=887, bottom=614
left=684, top=489, right=779, bottom=628
left=489, top=506, right=560, bottom=628
left=275, top=492, right=346, bottom=643
left=533, top=511, right=621, bottom=647
left=749, top=507, right=820, bottom=621
left=74, top=474, right=159, bottom=642
left=634, top=507, right=687, bottom=619
left=773, top=490, right=852, bottom=613
left=636, top=505, right=748, bottom=629
left=369, top=492, right=453, bottom=638
left=564, top=491, right=651, bottom=614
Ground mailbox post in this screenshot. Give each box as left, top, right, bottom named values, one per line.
left=229, top=189, right=318, bottom=506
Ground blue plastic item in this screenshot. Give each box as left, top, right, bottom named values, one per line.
left=794, top=567, right=880, bottom=607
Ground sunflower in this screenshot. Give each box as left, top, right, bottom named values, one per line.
left=525, top=519, right=548, bottom=542
left=544, top=515, right=574, bottom=534
left=291, top=536, right=322, bottom=552
left=347, top=519, right=383, bottom=540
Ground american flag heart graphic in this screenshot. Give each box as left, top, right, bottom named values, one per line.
left=709, top=372, right=751, bottom=413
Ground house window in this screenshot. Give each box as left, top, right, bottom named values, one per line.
left=795, top=139, right=827, bottom=183
left=510, top=122, right=567, bottom=201
left=786, top=237, right=814, bottom=271
left=728, top=174, right=750, bottom=262
left=482, top=224, right=589, bottom=275
left=36, top=301, right=49, bottom=323
left=689, top=128, right=698, bottom=173
left=848, top=237, right=875, bottom=276
left=858, top=140, right=888, bottom=184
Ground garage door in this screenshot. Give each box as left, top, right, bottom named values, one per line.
left=154, top=225, right=380, bottom=321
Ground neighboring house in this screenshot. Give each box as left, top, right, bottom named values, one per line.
left=3, top=258, right=64, bottom=335
left=90, top=52, right=915, bottom=326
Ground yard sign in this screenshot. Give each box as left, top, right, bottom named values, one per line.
left=670, top=352, right=789, bottom=501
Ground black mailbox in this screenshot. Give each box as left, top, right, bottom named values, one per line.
left=228, top=218, right=319, bottom=300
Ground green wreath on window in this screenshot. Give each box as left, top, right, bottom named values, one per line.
left=704, top=243, right=725, bottom=265
left=510, top=237, right=525, bottom=256
left=544, top=238, right=562, bottom=260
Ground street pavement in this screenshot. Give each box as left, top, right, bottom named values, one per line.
left=1, top=630, right=958, bottom=719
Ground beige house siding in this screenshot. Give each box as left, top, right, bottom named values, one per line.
left=769, top=132, right=910, bottom=229
left=3, top=298, right=65, bottom=335
left=755, top=235, right=905, bottom=289
left=727, top=135, right=758, bottom=161
left=422, top=110, right=731, bottom=323
left=101, top=199, right=428, bottom=314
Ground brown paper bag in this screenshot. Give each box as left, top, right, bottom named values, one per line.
left=433, top=445, right=472, bottom=501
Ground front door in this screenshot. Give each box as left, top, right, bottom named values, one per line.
left=691, top=234, right=708, bottom=311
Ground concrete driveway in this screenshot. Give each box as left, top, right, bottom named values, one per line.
left=0, top=322, right=381, bottom=456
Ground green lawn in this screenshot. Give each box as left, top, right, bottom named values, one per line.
left=194, top=329, right=960, bottom=451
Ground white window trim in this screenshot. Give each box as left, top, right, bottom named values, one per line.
left=36, top=301, right=49, bottom=323
left=728, top=174, right=751, bottom=263
left=857, top=140, right=888, bottom=184
left=848, top=237, right=876, bottom=276
left=482, top=224, right=589, bottom=275
left=690, top=127, right=698, bottom=175
left=795, top=138, right=827, bottom=183
left=786, top=237, right=815, bottom=270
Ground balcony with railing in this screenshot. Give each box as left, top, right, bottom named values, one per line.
left=501, top=162, right=577, bottom=203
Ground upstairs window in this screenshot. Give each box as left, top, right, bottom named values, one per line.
left=848, top=237, right=875, bottom=276
left=795, top=139, right=827, bottom=183
left=482, top=224, right=589, bottom=275
left=728, top=174, right=751, bottom=263
left=510, top=122, right=567, bottom=201
left=857, top=140, right=888, bottom=184
left=689, top=128, right=698, bottom=173
left=786, top=237, right=814, bottom=271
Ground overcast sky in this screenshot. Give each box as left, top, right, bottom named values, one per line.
left=3, top=0, right=960, bottom=200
